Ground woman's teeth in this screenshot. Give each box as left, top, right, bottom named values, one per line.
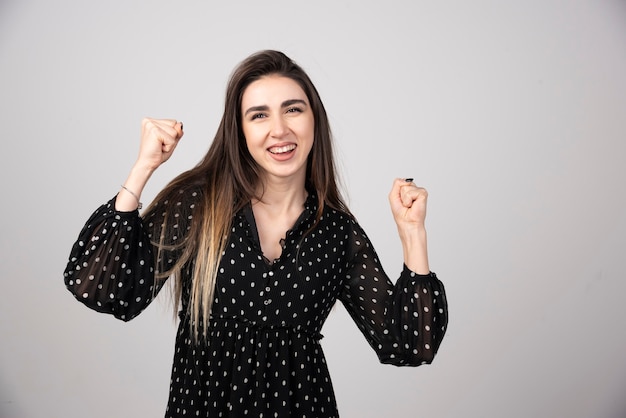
left=269, top=144, right=296, bottom=154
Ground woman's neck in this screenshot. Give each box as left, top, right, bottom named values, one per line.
left=252, top=176, right=308, bottom=215
left=252, top=171, right=308, bottom=214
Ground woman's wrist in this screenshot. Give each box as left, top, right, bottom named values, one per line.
left=115, top=163, right=153, bottom=211
left=398, top=225, right=430, bottom=274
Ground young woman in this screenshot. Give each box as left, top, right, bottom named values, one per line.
left=64, top=50, right=448, bottom=417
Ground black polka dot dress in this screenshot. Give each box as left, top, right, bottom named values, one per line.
left=64, top=191, right=448, bottom=417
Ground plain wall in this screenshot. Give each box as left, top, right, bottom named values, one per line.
left=1, top=1, right=625, bottom=417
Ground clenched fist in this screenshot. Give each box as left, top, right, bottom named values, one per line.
left=389, top=178, right=428, bottom=230
left=137, top=118, right=184, bottom=171
left=388, top=178, right=430, bottom=274
left=115, top=118, right=184, bottom=212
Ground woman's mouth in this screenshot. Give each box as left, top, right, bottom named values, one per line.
left=268, top=144, right=297, bottom=154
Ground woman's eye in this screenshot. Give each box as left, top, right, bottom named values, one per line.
left=286, top=107, right=302, bottom=114
left=250, top=113, right=266, bottom=120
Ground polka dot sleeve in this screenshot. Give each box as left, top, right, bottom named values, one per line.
left=340, top=221, right=448, bottom=366
left=64, top=196, right=161, bottom=321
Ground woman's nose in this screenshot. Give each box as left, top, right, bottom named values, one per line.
left=270, top=116, right=288, bottom=138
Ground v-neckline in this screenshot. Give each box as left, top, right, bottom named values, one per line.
left=242, top=194, right=314, bottom=267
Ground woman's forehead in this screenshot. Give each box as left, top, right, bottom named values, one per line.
left=241, top=76, right=308, bottom=106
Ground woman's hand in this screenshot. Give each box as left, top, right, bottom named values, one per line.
left=115, top=118, right=183, bottom=212
left=388, top=178, right=430, bottom=274
left=136, top=118, right=184, bottom=172
left=389, top=178, right=428, bottom=230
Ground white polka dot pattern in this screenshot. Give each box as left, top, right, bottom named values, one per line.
left=64, top=192, right=448, bottom=417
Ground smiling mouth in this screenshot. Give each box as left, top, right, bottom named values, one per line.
left=268, top=144, right=297, bottom=154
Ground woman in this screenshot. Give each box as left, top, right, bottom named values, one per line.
left=64, top=50, right=448, bottom=417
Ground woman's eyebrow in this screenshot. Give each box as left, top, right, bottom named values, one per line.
left=244, top=105, right=269, bottom=116
left=244, top=99, right=308, bottom=116
left=281, top=99, right=307, bottom=108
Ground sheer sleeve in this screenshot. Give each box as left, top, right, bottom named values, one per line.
left=63, top=193, right=189, bottom=321
left=340, top=220, right=448, bottom=366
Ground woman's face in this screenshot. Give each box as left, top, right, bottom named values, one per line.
left=241, top=75, right=314, bottom=185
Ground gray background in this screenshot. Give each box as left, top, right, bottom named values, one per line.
left=1, top=0, right=625, bottom=417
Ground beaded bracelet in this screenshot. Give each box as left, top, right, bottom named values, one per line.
left=120, top=185, right=143, bottom=210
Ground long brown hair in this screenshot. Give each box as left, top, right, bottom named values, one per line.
left=144, top=50, right=349, bottom=341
